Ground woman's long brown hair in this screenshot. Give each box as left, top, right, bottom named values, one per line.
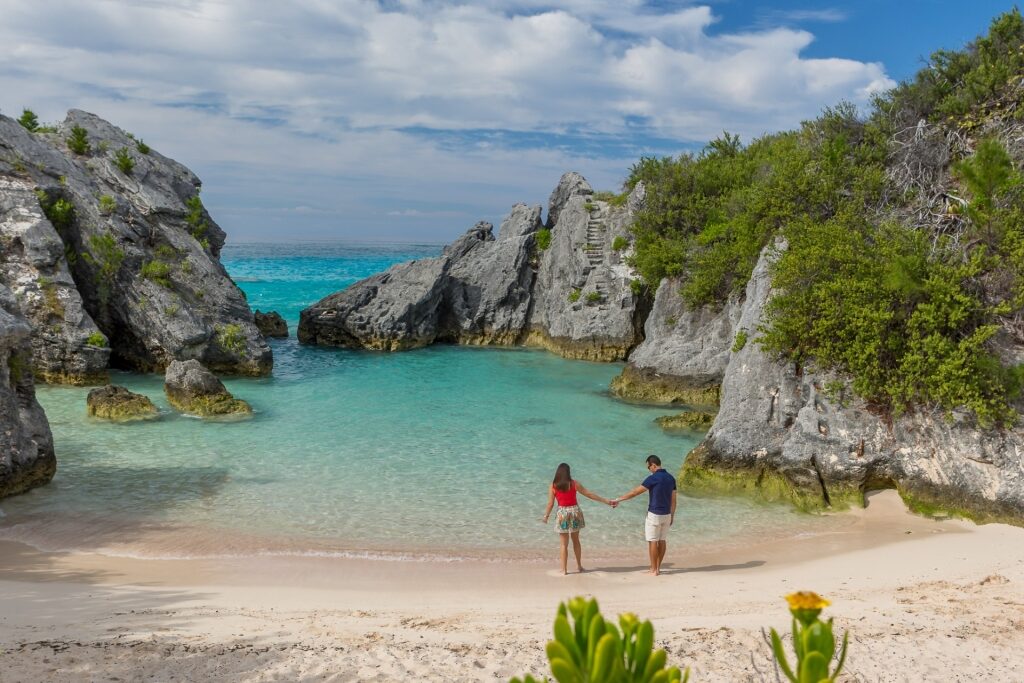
left=552, top=463, right=572, bottom=492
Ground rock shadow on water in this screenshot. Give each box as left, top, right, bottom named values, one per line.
left=519, top=417, right=556, bottom=427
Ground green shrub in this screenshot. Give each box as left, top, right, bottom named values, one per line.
left=83, top=233, right=125, bottom=305
left=18, top=109, right=39, bottom=132
left=36, top=192, right=76, bottom=231
left=216, top=323, right=247, bottom=355
left=113, top=148, right=135, bottom=175
left=612, top=236, right=629, bottom=251
left=154, top=244, right=179, bottom=261
left=185, top=195, right=209, bottom=240
left=165, top=303, right=180, bottom=316
left=568, top=288, right=582, bottom=303
left=67, top=125, right=90, bottom=155
left=593, top=190, right=629, bottom=207
left=732, top=329, right=747, bottom=352
left=85, top=331, right=107, bottom=348
left=536, top=228, right=552, bottom=250
left=630, top=278, right=645, bottom=296
left=583, top=201, right=595, bottom=212
left=136, top=139, right=151, bottom=155
left=510, top=597, right=688, bottom=683
left=140, top=260, right=173, bottom=288
left=586, top=291, right=602, bottom=303
left=98, top=195, right=117, bottom=215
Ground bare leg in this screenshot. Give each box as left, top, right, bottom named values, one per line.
left=559, top=534, right=569, bottom=575
left=571, top=531, right=583, bottom=572
left=656, top=541, right=667, bottom=575
left=647, top=541, right=659, bottom=575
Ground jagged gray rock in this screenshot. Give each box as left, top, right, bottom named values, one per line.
left=546, top=171, right=593, bottom=229
left=0, top=110, right=270, bottom=378
left=0, top=176, right=109, bottom=383
left=164, top=359, right=251, bottom=416
left=525, top=181, right=644, bottom=361
left=441, top=205, right=541, bottom=345
left=610, top=277, right=740, bottom=405
left=300, top=208, right=543, bottom=349
left=298, top=173, right=643, bottom=360
left=682, top=243, right=1024, bottom=522
left=86, top=384, right=158, bottom=421
left=254, top=310, right=288, bottom=338
left=298, top=257, right=450, bottom=350
left=0, top=285, right=55, bottom=499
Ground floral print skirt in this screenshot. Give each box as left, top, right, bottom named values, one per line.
left=556, top=505, right=585, bottom=533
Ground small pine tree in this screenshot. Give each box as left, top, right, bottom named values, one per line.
left=18, top=109, right=39, bottom=132
left=67, top=125, right=90, bottom=155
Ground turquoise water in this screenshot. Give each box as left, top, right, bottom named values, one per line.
left=0, top=243, right=836, bottom=560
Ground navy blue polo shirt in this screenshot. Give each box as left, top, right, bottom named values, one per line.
left=642, top=468, right=676, bottom=515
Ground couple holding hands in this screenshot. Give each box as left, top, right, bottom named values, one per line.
left=541, top=455, right=677, bottom=576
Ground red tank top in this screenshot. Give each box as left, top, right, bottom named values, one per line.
left=553, top=481, right=578, bottom=506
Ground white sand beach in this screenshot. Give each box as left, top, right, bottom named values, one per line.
left=1, top=491, right=1022, bottom=682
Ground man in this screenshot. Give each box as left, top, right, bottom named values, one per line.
left=612, top=455, right=677, bottom=576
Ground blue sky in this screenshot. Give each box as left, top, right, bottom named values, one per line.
left=0, top=1, right=1016, bottom=242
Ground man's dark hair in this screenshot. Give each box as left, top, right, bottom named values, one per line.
left=646, top=454, right=661, bottom=467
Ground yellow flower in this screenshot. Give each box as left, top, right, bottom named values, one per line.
left=785, top=592, right=831, bottom=611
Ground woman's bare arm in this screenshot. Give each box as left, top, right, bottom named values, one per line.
left=541, top=487, right=555, bottom=522
left=575, top=481, right=612, bottom=506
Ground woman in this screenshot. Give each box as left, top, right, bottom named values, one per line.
left=541, top=462, right=614, bottom=575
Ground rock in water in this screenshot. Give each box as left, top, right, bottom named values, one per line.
left=86, top=385, right=158, bottom=421
left=255, top=310, right=288, bottom=338
left=164, top=359, right=251, bottom=417
left=524, top=176, right=645, bottom=361
left=299, top=172, right=645, bottom=361
left=655, top=411, right=715, bottom=432
left=610, top=275, right=740, bottom=405
left=0, top=110, right=271, bottom=378
left=0, top=285, right=55, bottom=498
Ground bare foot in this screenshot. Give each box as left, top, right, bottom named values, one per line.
left=577, top=566, right=585, bottom=573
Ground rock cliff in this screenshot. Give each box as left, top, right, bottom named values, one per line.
left=680, top=244, right=1024, bottom=522
left=299, top=173, right=645, bottom=360
left=0, top=285, right=55, bottom=497
left=610, top=277, right=740, bottom=405
left=0, top=110, right=271, bottom=379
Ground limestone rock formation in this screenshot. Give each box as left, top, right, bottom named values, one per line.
left=681, top=244, right=1024, bottom=522
left=298, top=257, right=450, bottom=350
left=164, top=359, right=251, bottom=417
left=0, top=177, right=109, bottom=384
left=441, top=206, right=541, bottom=345
left=86, top=384, right=159, bottom=421
left=610, top=277, right=740, bottom=405
left=0, top=285, right=55, bottom=498
left=0, top=110, right=271, bottom=378
left=524, top=179, right=645, bottom=361
left=255, top=310, right=288, bottom=338
left=299, top=172, right=644, bottom=361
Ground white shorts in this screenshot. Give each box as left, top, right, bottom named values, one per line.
left=645, top=512, right=672, bottom=542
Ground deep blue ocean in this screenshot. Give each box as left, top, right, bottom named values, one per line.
left=0, top=242, right=836, bottom=561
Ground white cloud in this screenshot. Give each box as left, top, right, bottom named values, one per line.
left=0, top=1, right=894, bottom=240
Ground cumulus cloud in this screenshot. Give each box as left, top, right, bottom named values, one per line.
left=0, top=0, right=894, bottom=240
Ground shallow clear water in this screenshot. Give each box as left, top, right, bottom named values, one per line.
left=0, top=242, right=837, bottom=560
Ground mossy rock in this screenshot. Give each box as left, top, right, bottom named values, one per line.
left=166, top=391, right=252, bottom=417
left=655, top=411, right=715, bottom=432
left=163, top=359, right=253, bottom=417
left=86, top=385, right=159, bottom=421
left=679, top=442, right=863, bottom=513
left=609, top=365, right=720, bottom=406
